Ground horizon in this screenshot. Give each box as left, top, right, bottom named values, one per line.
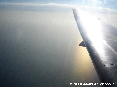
left=0, top=0, right=117, bottom=9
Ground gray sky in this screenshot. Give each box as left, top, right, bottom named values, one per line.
left=0, top=0, right=117, bottom=9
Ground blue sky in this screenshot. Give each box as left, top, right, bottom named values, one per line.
left=0, top=0, right=117, bottom=9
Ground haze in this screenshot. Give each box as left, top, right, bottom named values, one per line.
left=0, top=3, right=117, bottom=87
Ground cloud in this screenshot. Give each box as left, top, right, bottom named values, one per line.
left=0, top=3, right=117, bottom=14
left=0, top=2, right=76, bottom=8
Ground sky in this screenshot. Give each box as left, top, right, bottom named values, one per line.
left=0, top=0, right=117, bottom=9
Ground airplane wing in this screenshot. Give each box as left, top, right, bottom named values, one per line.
left=73, top=8, right=117, bottom=87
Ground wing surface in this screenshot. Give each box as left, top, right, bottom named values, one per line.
left=73, top=8, right=117, bottom=87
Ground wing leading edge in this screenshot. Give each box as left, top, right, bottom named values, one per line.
left=73, top=8, right=117, bottom=87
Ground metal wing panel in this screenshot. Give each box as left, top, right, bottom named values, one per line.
left=73, top=8, right=117, bottom=87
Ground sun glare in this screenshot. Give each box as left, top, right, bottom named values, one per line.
left=76, top=8, right=108, bottom=63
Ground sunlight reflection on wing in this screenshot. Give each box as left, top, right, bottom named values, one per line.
left=77, top=9, right=108, bottom=62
